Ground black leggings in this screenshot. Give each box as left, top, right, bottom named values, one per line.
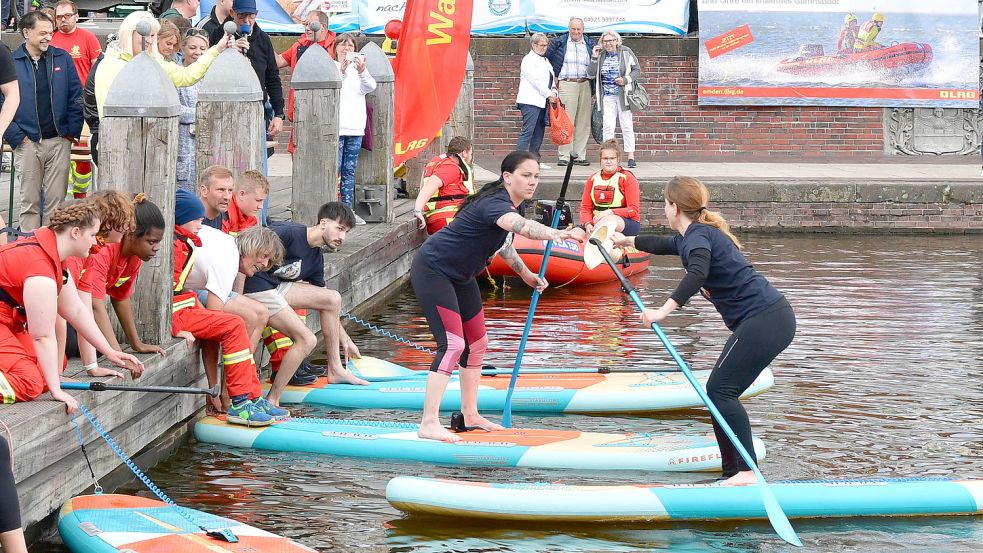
left=708, top=297, right=795, bottom=477
left=0, top=435, right=20, bottom=533
left=410, top=254, right=488, bottom=376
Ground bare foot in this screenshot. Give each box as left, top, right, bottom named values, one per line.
left=721, top=471, right=758, bottom=486
left=463, top=413, right=504, bottom=431
left=327, top=366, right=369, bottom=385
left=417, top=421, right=462, bottom=442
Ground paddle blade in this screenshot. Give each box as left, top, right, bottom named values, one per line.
left=759, top=484, right=802, bottom=546
left=583, top=221, right=622, bottom=270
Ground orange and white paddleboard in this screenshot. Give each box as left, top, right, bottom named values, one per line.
left=59, top=494, right=317, bottom=552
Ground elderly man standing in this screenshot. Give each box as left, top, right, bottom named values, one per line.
left=5, top=12, right=82, bottom=231
left=545, top=17, right=595, bottom=167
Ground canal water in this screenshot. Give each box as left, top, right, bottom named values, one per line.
left=43, top=234, right=983, bottom=551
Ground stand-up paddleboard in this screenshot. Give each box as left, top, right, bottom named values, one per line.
left=269, top=357, right=774, bottom=413
left=58, top=494, right=316, bottom=552
left=194, top=416, right=766, bottom=472
left=386, top=477, right=983, bottom=522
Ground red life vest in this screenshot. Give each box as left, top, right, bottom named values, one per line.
left=423, top=154, right=475, bottom=234
left=222, top=196, right=258, bottom=236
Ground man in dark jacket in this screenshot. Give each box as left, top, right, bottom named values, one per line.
left=3, top=11, right=82, bottom=231
left=545, top=17, right=595, bottom=167
left=208, top=0, right=284, bottom=141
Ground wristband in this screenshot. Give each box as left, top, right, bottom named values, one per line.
left=413, top=209, right=424, bottom=214
left=83, top=362, right=99, bottom=371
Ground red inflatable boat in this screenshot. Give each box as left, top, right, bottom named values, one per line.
left=486, top=235, right=651, bottom=287
left=776, top=42, right=933, bottom=78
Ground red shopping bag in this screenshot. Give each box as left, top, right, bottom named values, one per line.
left=547, top=99, right=574, bottom=146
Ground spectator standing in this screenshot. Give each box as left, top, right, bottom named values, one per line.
left=195, top=0, right=233, bottom=36
left=159, top=0, right=199, bottom=29
left=208, top=0, right=285, bottom=143
left=334, top=33, right=376, bottom=222
left=156, top=19, right=181, bottom=63
left=0, top=41, right=18, bottom=244
left=49, top=1, right=101, bottom=85
left=176, top=29, right=210, bottom=191
left=276, top=9, right=335, bottom=153
left=515, top=33, right=556, bottom=169
left=588, top=30, right=639, bottom=168
left=5, top=12, right=82, bottom=231
left=545, top=17, right=594, bottom=167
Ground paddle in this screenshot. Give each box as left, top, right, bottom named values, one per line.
left=355, top=366, right=684, bottom=383
left=588, top=237, right=802, bottom=547
left=501, top=153, right=579, bottom=428
left=61, top=381, right=222, bottom=397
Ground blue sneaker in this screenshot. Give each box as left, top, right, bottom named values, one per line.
left=253, top=397, right=290, bottom=420
left=226, top=399, right=273, bottom=427
left=287, top=370, right=318, bottom=386
left=298, top=360, right=326, bottom=378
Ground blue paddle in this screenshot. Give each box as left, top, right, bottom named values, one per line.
left=588, top=237, right=802, bottom=547
left=61, top=381, right=222, bottom=397
left=501, top=153, right=578, bottom=428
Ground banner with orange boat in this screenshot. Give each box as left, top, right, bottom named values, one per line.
left=697, top=0, right=979, bottom=107
left=392, top=0, right=473, bottom=167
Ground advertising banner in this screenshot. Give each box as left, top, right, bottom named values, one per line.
left=198, top=0, right=359, bottom=33
left=392, top=0, right=474, bottom=166
left=697, top=0, right=980, bottom=108
left=356, top=0, right=525, bottom=35
left=527, top=0, right=690, bottom=35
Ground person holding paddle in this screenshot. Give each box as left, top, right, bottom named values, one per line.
left=411, top=150, right=587, bottom=442
left=612, top=176, right=795, bottom=485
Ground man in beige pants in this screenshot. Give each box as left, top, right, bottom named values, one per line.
left=545, top=17, right=596, bottom=167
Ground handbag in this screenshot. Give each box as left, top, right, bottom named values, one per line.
left=547, top=98, right=575, bottom=146
left=590, top=101, right=603, bottom=144
left=627, top=83, right=650, bottom=112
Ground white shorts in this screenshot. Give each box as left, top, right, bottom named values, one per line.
left=244, top=282, right=294, bottom=316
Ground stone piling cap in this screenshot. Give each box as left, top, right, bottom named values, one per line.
left=360, top=42, right=394, bottom=83
left=103, top=53, right=181, bottom=117
left=291, top=44, right=342, bottom=90
left=197, top=48, right=264, bottom=102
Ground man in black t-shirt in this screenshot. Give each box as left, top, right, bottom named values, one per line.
left=0, top=41, right=19, bottom=242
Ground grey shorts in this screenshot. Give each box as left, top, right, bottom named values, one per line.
left=244, top=282, right=293, bottom=316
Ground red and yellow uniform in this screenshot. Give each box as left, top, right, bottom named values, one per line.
left=422, top=154, right=475, bottom=234
left=221, top=196, right=258, bottom=236
left=77, top=242, right=142, bottom=302
left=172, top=227, right=262, bottom=400
left=0, top=228, right=66, bottom=403
left=578, top=168, right=641, bottom=225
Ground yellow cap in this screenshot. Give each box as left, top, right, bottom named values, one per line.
left=872, top=12, right=885, bottom=23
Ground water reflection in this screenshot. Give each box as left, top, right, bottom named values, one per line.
left=39, top=235, right=983, bottom=552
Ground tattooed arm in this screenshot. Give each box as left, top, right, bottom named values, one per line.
left=496, top=212, right=587, bottom=242
left=498, top=241, right=548, bottom=292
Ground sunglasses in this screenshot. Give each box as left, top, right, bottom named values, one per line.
left=184, top=28, right=208, bottom=39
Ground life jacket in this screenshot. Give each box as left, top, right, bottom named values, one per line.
left=588, top=169, right=628, bottom=218
left=222, top=196, right=257, bottom=236
left=854, top=21, right=880, bottom=50
left=423, top=154, right=475, bottom=234
left=172, top=226, right=201, bottom=293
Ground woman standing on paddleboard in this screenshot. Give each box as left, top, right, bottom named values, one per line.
left=411, top=150, right=587, bottom=442
left=613, top=176, right=795, bottom=485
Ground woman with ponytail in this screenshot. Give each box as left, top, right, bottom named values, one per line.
left=76, top=194, right=167, bottom=376
left=411, top=150, right=587, bottom=442
left=0, top=201, right=143, bottom=414
left=612, top=176, right=795, bottom=486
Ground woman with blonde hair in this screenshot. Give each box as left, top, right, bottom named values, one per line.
left=588, top=30, right=640, bottom=168
left=156, top=19, right=182, bottom=62
left=613, top=176, right=795, bottom=486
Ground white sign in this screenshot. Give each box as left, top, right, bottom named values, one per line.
left=527, top=0, right=690, bottom=35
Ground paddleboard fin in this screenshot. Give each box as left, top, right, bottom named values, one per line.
left=449, top=412, right=484, bottom=433
left=207, top=528, right=239, bottom=543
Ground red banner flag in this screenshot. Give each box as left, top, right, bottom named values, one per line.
left=392, top=0, right=473, bottom=167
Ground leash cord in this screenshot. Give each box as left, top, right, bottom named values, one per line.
left=341, top=310, right=435, bottom=355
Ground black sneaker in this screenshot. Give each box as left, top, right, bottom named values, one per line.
left=557, top=159, right=568, bottom=166
left=627, top=159, right=637, bottom=168
left=299, top=360, right=326, bottom=377
left=574, top=159, right=590, bottom=166
left=287, top=371, right=318, bottom=386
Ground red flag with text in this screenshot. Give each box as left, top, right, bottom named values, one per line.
left=392, top=0, right=473, bottom=167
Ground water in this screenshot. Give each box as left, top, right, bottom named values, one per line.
left=42, top=234, right=983, bottom=551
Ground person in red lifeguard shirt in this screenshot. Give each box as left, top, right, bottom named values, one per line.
left=276, top=10, right=335, bottom=153
left=225, top=170, right=267, bottom=234
left=76, top=195, right=167, bottom=376
left=579, top=139, right=642, bottom=236
left=171, top=189, right=285, bottom=426
left=0, top=201, right=143, bottom=412
left=49, top=1, right=101, bottom=85
left=413, top=137, right=475, bottom=234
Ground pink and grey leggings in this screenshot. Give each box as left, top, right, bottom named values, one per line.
left=410, top=255, right=488, bottom=376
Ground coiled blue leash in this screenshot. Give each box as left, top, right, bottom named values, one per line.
left=71, top=404, right=239, bottom=543
left=341, top=310, right=435, bottom=355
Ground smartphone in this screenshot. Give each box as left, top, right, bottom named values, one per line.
left=346, top=52, right=364, bottom=62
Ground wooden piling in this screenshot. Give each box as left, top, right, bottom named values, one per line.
left=355, top=42, right=395, bottom=223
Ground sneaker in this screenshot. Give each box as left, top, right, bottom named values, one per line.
left=557, top=159, right=568, bottom=166
left=574, top=159, right=590, bottom=167
left=354, top=214, right=367, bottom=225
left=627, top=159, right=637, bottom=168
left=539, top=163, right=552, bottom=170
left=287, top=370, right=318, bottom=386
left=253, top=397, right=290, bottom=420
left=299, top=360, right=326, bottom=377
left=226, top=399, right=274, bottom=427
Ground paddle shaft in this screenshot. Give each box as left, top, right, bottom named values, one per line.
left=589, top=238, right=801, bottom=547
left=501, top=153, right=578, bottom=428
left=61, top=381, right=222, bottom=397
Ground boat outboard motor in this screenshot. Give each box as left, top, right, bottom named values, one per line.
left=534, top=199, right=574, bottom=229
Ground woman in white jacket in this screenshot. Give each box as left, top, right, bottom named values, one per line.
left=335, top=33, right=377, bottom=224
left=515, top=33, right=556, bottom=169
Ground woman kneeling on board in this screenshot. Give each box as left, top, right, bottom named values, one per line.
left=412, top=151, right=587, bottom=442
left=613, top=176, right=795, bottom=485
left=0, top=202, right=144, bottom=413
